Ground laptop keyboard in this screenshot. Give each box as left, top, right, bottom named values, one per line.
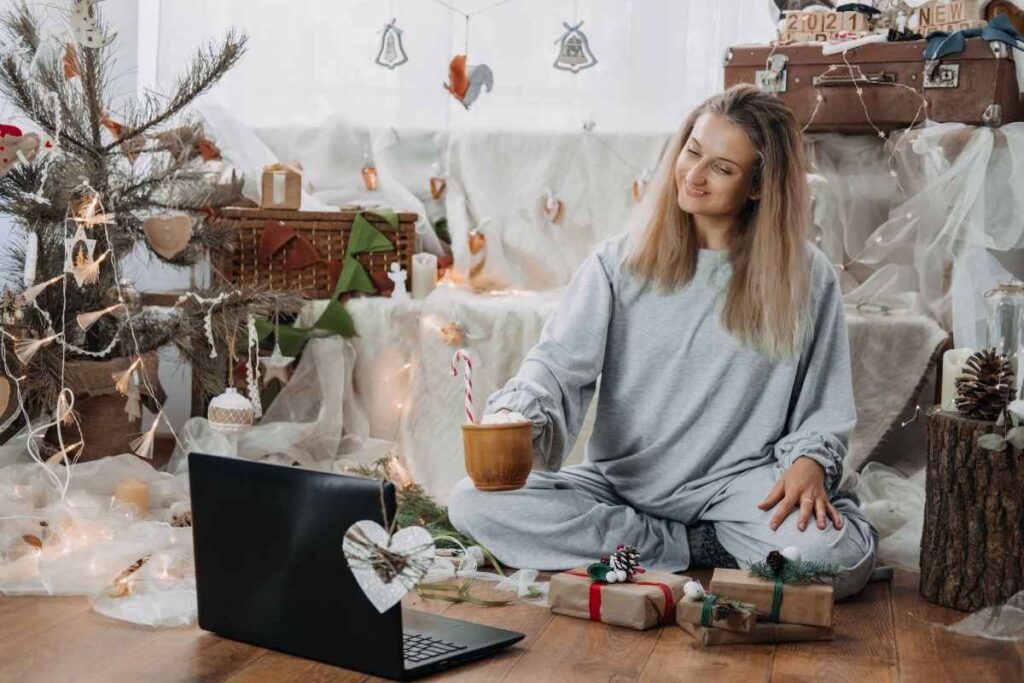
left=403, top=632, right=468, bottom=663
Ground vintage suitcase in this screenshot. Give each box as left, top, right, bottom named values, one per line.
left=724, top=37, right=1023, bottom=132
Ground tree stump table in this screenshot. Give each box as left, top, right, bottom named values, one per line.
left=921, top=409, right=1024, bottom=611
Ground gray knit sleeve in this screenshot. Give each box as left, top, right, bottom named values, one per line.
left=773, top=253, right=856, bottom=494
left=484, top=248, right=613, bottom=472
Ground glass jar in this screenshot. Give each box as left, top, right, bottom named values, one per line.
left=985, top=279, right=1024, bottom=399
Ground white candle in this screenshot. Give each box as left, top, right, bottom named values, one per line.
left=940, top=348, right=975, bottom=412
left=411, top=252, right=438, bottom=300
left=114, top=477, right=149, bottom=518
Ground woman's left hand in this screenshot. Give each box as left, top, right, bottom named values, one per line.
left=757, top=456, right=843, bottom=532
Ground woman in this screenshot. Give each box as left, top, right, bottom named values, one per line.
left=447, top=84, right=877, bottom=599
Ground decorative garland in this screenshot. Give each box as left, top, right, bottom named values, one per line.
left=256, top=209, right=400, bottom=356
left=748, top=549, right=841, bottom=585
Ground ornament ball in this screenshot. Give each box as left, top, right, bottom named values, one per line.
left=683, top=580, right=704, bottom=600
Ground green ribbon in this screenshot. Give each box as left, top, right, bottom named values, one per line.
left=700, top=593, right=717, bottom=627
left=768, top=575, right=784, bottom=623
left=330, top=212, right=398, bottom=302
left=254, top=300, right=355, bottom=358
left=414, top=578, right=543, bottom=607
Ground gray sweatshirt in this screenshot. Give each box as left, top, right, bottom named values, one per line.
left=484, top=233, right=856, bottom=524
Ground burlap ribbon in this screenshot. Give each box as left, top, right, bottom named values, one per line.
left=64, top=353, right=166, bottom=404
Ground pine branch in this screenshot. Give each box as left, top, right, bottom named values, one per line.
left=0, top=1, right=39, bottom=56
left=0, top=53, right=94, bottom=156
left=167, top=286, right=303, bottom=399
left=79, top=43, right=107, bottom=151
left=747, top=559, right=841, bottom=585
left=103, top=31, right=247, bottom=152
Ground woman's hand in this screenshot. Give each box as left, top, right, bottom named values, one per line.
left=758, top=456, right=843, bottom=532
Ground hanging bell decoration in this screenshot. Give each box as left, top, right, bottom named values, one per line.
left=553, top=21, right=598, bottom=73
left=207, top=387, right=255, bottom=432
left=375, top=19, right=409, bottom=70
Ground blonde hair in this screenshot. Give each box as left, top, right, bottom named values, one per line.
left=624, top=84, right=810, bottom=359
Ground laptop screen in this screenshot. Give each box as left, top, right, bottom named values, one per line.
left=189, top=453, right=407, bottom=677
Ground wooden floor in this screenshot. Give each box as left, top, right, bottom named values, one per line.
left=0, top=569, right=1020, bottom=682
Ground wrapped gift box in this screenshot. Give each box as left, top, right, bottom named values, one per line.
left=678, top=620, right=834, bottom=646
left=675, top=595, right=757, bottom=633
left=549, top=568, right=689, bottom=631
left=709, top=568, right=833, bottom=628
left=261, top=161, right=303, bottom=210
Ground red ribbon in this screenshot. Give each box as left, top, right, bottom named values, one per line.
left=565, top=569, right=676, bottom=626
left=259, top=220, right=323, bottom=271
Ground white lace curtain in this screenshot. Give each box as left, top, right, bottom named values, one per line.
left=148, top=0, right=777, bottom=131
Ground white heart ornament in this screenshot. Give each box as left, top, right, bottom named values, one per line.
left=0, top=131, right=41, bottom=176
left=144, top=215, right=193, bottom=259
left=342, top=520, right=435, bottom=613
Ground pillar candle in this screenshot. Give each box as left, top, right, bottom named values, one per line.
left=411, top=252, right=438, bottom=300
left=940, top=348, right=975, bottom=412
left=114, top=477, right=149, bottom=518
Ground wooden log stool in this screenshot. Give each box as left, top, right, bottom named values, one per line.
left=920, top=409, right=1024, bottom=610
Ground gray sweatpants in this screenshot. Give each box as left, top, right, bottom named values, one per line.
left=448, top=460, right=877, bottom=601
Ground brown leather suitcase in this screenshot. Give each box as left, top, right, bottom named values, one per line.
left=723, top=37, right=1023, bottom=132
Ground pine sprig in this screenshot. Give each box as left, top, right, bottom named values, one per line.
left=348, top=456, right=476, bottom=551
left=108, top=31, right=248, bottom=151
left=706, top=594, right=757, bottom=621
left=747, top=558, right=841, bottom=585
left=0, top=2, right=40, bottom=55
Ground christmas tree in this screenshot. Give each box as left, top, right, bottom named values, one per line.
left=0, top=1, right=299, bottom=451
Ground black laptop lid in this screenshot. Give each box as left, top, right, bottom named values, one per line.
left=189, top=452, right=406, bottom=678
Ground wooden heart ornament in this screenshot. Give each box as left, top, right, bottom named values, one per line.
left=543, top=192, right=564, bottom=224
left=143, top=215, right=193, bottom=260
left=429, top=177, right=447, bottom=200
left=342, top=520, right=435, bottom=613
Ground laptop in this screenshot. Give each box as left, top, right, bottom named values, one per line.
left=188, top=452, right=525, bottom=680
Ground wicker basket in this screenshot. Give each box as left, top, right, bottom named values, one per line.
left=216, top=207, right=418, bottom=299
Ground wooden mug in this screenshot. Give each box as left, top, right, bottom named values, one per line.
left=461, top=422, right=533, bottom=491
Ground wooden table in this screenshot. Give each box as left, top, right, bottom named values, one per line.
left=0, top=570, right=1020, bottom=682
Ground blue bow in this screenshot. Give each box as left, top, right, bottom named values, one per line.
left=924, top=14, right=1024, bottom=61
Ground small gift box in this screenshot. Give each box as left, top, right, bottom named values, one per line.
left=261, top=161, right=303, bottom=210
left=549, top=568, right=689, bottom=631
left=678, top=621, right=834, bottom=646
left=709, top=567, right=833, bottom=628
left=675, top=593, right=757, bottom=633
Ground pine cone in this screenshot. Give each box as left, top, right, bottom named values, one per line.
left=712, top=602, right=731, bottom=622
left=955, top=348, right=1015, bottom=421
left=766, top=550, right=787, bottom=575
left=610, top=544, right=641, bottom=578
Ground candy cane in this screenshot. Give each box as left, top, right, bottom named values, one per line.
left=450, top=348, right=476, bottom=424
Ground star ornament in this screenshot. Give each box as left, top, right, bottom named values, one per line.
left=260, top=343, right=295, bottom=386
left=64, top=224, right=97, bottom=286
left=439, top=321, right=466, bottom=346
left=73, top=194, right=115, bottom=228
